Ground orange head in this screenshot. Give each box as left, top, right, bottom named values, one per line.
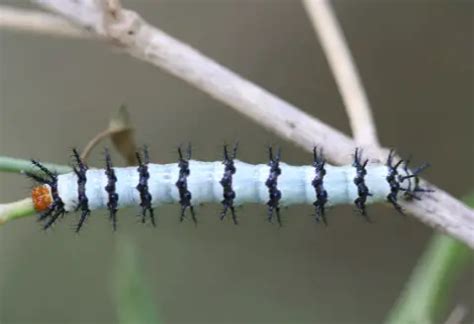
left=32, top=185, right=53, bottom=212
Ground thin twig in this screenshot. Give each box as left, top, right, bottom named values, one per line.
left=81, top=104, right=138, bottom=165
left=302, top=0, right=379, bottom=147
left=81, top=129, right=114, bottom=161
left=0, top=5, right=89, bottom=38
left=0, top=1, right=470, bottom=248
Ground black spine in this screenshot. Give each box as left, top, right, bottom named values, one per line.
left=105, top=149, right=119, bottom=230
left=265, top=146, right=282, bottom=226
left=176, top=144, right=196, bottom=224
left=312, top=147, right=328, bottom=225
left=352, top=148, right=372, bottom=221
left=219, top=143, right=238, bottom=224
left=27, top=160, right=56, bottom=184
left=72, top=148, right=90, bottom=232
left=399, top=158, right=432, bottom=200
left=136, top=146, right=155, bottom=226
left=385, top=150, right=405, bottom=214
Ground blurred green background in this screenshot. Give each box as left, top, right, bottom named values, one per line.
left=0, top=0, right=472, bottom=323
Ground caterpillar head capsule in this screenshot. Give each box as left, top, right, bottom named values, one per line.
left=32, top=185, right=53, bottom=212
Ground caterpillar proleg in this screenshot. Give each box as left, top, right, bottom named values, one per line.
left=28, top=145, right=430, bottom=231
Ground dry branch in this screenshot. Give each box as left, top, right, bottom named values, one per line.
left=302, top=0, right=379, bottom=147
left=2, top=0, right=471, bottom=247
left=0, top=5, right=88, bottom=38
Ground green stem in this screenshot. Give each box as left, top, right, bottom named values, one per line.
left=0, top=156, right=72, bottom=175
left=385, top=195, right=474, bottom=324
left=0, top=198, right=36, bottom=225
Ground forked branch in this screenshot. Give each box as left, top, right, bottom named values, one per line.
left=302, top=0, right=379, bottom=147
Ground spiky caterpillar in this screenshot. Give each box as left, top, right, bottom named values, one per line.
left=28, top=145, right=429, bottom=232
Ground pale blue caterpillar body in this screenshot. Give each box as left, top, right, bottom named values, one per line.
left=29, top=145, right=429, bottom=232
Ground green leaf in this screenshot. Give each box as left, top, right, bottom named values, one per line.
left=114, top=237, right=161, bottom=324
left=385, top=194, right=474, bottom=324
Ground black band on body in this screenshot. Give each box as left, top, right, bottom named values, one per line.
left=47, top=172, right=65, bottom=228
left=28, top=160, right=65, bottom=230
left=176, top=144, right=196, bottom=224
left=104, top=149, right=119, bottom=230
left=219, top=143, right=238, bottom=224
left=265, top=146, right=282, bottom=226
left=72, top=148, right=90, bottom=232
left=136, top=146, right=155, bottom=226
left=311, top=147, right=328, bottom=225
left=352, top=148, right=372, bottom=221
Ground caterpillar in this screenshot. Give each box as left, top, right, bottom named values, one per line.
left=28, top=145, right=429, bottom=232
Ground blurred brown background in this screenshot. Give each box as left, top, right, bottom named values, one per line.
left=0, top=0, right=472, bottom=323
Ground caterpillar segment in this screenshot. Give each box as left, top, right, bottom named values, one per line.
left=29, top=146, right=430, bottom=231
